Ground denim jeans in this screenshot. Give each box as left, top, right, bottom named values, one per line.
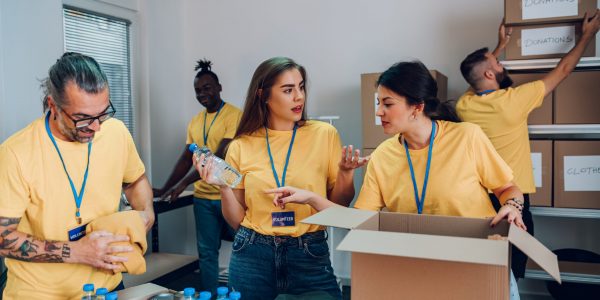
left=228, top=226, right=342, bottom=300
left=193, top=197, right=235, bottom=295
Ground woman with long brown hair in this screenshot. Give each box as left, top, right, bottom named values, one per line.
left=195, top=57, right=366, bottom=300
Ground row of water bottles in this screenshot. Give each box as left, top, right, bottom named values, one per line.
left=182, top=286, right=241, bottom=300
left=81, top=283, right=118, bottom=300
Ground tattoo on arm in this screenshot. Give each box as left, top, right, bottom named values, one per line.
left=0, top=216, right=69, bottom=263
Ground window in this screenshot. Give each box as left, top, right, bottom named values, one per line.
left=63, top=6, right=135, bottom=136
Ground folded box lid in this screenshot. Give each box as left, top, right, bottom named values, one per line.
left=507, top=224, right=561, bottom=283
left=301, top=206, right=378, bottom=229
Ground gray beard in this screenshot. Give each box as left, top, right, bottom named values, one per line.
left=57, top=116, right=93, bottom=143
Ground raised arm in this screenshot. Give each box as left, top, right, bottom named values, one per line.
left=541, top=10, right=600, bottom=97
left=492, top=19, right=513, bottom=58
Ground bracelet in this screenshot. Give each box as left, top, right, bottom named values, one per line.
left=503, top=199, right=523, bottom=214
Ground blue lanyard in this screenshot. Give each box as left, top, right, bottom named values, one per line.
left=265, top=124, right=297, bottom=188
left=476, top=89, right=496, bottom=96
left=44, top=112, right=92, bottom=224
left=404, top=120, right=436, bottom=214
left=203, top=101, right=225, bottom=145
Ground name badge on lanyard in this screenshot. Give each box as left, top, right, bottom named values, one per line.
left=272, top=211, right=295, bottom=227
left=68, top=223, right=87, bottom=241
left=266, top=124, right=298, bottom=227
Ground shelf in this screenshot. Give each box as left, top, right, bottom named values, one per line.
left=525, top=269, right=600, bottom=284
left=503, top=57, right=600, bottom=71
left=528, top=124, right=600, bottom=139
left=530, top=207, right=600, bottom=219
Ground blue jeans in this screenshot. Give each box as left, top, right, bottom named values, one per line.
left=229, top=226, right=342, bottom=300
left=193, top=197, right=235, bottom=294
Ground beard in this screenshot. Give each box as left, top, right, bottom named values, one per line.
left=57, top=116, right=95, bottom=143
left=495, top=68, right=514, bottom=89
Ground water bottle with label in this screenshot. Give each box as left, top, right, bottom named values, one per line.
left=189, top=143, right=242, bottom=188
left=229, top=291, right=241, bottom=300
left=95, top=288, right=108, bottom=300
left=216, top=286, right=229, bottom=300
left=81, top=283, right=95, bottom=300
left=182, top=287, right=196, bottom=300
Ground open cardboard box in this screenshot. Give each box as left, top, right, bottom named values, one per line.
left=303, top=207, right=561, bottom=300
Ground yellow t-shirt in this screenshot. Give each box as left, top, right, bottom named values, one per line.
left=355, top=121, right=513, bottom=218
left=0, top=116, right=145, bottom=300
left=225, top=121, right=341, bottom=237
left=186, top=102, right=242, bottom=199
left=456, top=81, right=545, bottom=193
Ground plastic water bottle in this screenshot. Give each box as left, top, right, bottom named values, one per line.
left=189, top=143, right=242, bottom=188
left=198, top=291, right=212, bottom=300
left=95, top=288, right=108, bottom=300
left=216, top=286, right=229, bottom=300
left=229, top=291, right=241, bottom=300
left=106, top=292, right=118, bottom=300
left=81, top=283, right=95, bottom=300
left=183, top=287, right=196, bottom=300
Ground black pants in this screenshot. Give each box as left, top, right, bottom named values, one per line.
left=488, top=193, right=534, bottom=280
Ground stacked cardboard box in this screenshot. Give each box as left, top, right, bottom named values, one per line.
left=505, top=1, right=600, bottom=209
left=505, top=0, right=597, bottom=60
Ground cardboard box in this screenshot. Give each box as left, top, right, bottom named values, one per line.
left=362, top=70, right=447, bottom=148
left=505, top=22, right=596, bottom=60
left=303, top=207, right=560, bottom=299
left=554, top=141, right=600, bottom=209
left=530, top=140, right=553, bottom=206
left=555, top=70, right=600, bottom=124
left=509, top=72, right=553, bottom=124
left=505, top=0, right=597, bottom=25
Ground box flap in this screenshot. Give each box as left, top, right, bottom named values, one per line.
left=337, top=229, right=509, bottom=266
left=508, top=224, right=561, bottom=283
left=301, top=206, right=378, bottom=229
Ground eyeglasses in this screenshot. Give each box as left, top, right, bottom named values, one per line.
left=59, top=101, right=116, bottom=129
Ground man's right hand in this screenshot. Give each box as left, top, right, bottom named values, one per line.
left=69, top=230, right=132, bottom=271
left=164, top=183, right=187, bottom=202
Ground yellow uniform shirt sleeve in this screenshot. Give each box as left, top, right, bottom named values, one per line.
left=469, top=125, right=514, bottom=190
left=225, top=139, right=244, bottom=189
left=354, top=156, right=385, bottom=211
left=508, top=80, right=546, bottom=121
left=327, top=129, right=342, bottom=192
left=122, top=127, right=146, bottom=183
left=185, top=118, right=194, bottom=145
left=0, top=144, right=30, bottom=218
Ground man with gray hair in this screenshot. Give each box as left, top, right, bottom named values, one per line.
left=0, top=52, right=154, bottom=298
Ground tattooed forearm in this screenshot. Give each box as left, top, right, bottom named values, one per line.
left=0, top=216, right=69, bottom=263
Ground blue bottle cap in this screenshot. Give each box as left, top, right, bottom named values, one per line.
left=199, top=291, right=212, bottom=299
left=83, top=283, right=95, bottom=292
left=229, top=291, right=241, bottom=300
left=106, top=292, right=118, bottom=300
left=217, top=286, right=229, bottom=295
left=96, top=288, right=109, bottom=295
left=188, top=143, right=199, bottom=153
left=183, top=287, right=196, bottom=296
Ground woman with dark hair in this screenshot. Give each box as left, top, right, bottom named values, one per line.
left=195, top=57, right=366, bottom=300
left=153, top=59, right=242, bottom=295
left=267, top=60, right=525, bottom=299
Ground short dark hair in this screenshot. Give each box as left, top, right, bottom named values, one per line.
left=377, top=60, right=460, bottom=122
left=42, top=52, right=108, bottom=110
left=194, top=59, right=220, bottom=84
left=460, top=47, right=489, bottom=88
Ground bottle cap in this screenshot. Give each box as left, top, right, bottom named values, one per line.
left=83, top=283, right=95, bottom=292
left=96, top=288, right=109, bottom=295
left=217, top=286, right=229, bottom=295
left=183, top=287, right=196, bottom=296
left=199, top=291, right=212, bottom=299
left=106, top=292, right=118, bottom=300
left=188, top=143, right=199, bottom=153
left=229, top=291, right=241, bottom=300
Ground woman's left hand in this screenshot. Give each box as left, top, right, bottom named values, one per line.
left=490, top=204, right=527, bottom=231
left=338, top=145, right=370, bottom=171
